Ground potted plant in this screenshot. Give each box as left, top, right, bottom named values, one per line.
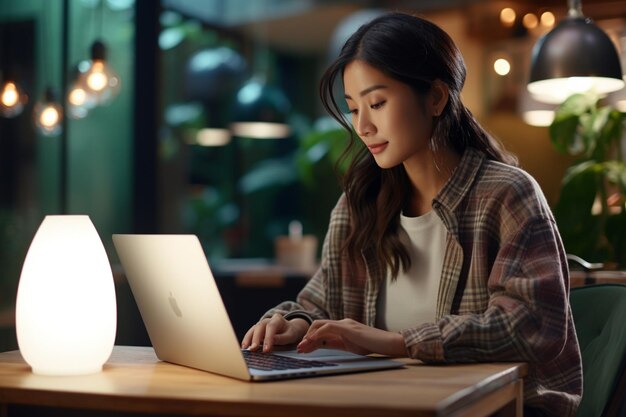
left=550, top=93, right=626, bottom=268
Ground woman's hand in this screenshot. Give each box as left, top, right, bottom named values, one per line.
left=241, top=313, right=310, bottom=353
left=297, top=319, right=408, bottom=357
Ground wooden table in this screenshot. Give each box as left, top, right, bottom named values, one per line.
left=0, top=346, right=527, bottom=417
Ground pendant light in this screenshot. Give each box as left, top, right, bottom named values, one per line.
left=78, top=40, right=121, bottom=106
left=230, top=75, right=291, bottom=139
left=71, top=0, right=121, bottom=108
left=184, top=46, right=247, bottom=146
left=229, top=5, right=291, bottom=139
left=33, top=87, right=63, bottom=136
left=0, top=77, right=28, bottom=118
left=66, top=65, right=96, bottom=119
left=0, top=5, right=29, bottom=118
left=528, top=0, right=624, bottom=103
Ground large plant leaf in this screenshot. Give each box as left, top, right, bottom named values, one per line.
left=238, top=156, right=298, bottom=194
left=295, top=128, right=349, bottom=187
left=554, top=161, right=602, bottom=260
left=549, top=93, right=597, bottom=156
left=585, top=106, right=612, bottom=160
left=601, top=107, right=626, bottom=152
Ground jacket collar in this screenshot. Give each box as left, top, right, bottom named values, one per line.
left=432, top=147, right=485, bottom=237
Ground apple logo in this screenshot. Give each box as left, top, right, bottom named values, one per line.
left=168, top=292, right=183, bottom=317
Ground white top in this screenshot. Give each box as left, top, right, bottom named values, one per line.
left=376, top=210, right=447, bottom=332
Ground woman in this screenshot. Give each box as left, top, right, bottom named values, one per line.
left=242, top=12, right=582, bottom=417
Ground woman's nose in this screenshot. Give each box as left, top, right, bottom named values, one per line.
left=356, top=113, right=375, bottom=137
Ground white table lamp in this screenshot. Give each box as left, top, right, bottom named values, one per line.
left=15, top=215, right=117, bottom=375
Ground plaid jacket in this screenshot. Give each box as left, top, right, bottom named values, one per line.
left=265, top=148, right=582, bottom=417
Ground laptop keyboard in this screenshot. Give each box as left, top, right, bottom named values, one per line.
left=242, top=349, right=338, bottom=371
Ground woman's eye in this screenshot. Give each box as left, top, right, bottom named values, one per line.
left=348, top=109, right=358, bottom=115
left=371, top=101, right=386, bottom=109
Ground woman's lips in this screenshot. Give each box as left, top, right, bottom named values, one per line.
left=368, top=142, right=388, bottom=154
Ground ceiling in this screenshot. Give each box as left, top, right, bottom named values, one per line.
left=163, top=0, right=626, bottom=55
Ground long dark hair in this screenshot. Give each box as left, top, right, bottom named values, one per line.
left=320, top=12, right=517, bottom=278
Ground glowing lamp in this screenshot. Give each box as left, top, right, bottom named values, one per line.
left=33, top=88, right=63, bottom=136
left=230, top=78, right=291, bottom=139
left=0, top=80, right=28, bottom=118
left=528, top=0, right=624, bottom=103
left=16, top=215, right=117, bottom=375
left=78, top=41, right=121, bottom=106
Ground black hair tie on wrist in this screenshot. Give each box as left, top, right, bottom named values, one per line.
left=283, top=311, right=313, bottom=325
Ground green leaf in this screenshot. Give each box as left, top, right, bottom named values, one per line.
left=549, top=93, right=598, bottom=156
left=601, top=108, right=625, bottom=150
left=602, top=161, right=626, bottom=185
left=554, top=161, right=600, bottom=256
left=238, top=157, right=298, bottom=194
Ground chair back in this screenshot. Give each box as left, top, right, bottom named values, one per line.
left=570, top=284, right=626, bottom=417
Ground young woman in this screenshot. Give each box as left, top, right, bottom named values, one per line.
left=242, top=12, right=582, bottom=417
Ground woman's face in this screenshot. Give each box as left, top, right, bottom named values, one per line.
left=343, top=60, right=439, bottom=169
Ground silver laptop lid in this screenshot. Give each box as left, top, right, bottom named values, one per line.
left=112, top=234, right=251, bottom=380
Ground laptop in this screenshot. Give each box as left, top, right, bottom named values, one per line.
left=112, top=234, right=405, bottom=381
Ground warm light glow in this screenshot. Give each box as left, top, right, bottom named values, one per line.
left=1, top=82, right=19, bottom=107
left=528, top=77, right=626, bottom=103
left=494, top=58, right=511, bottom=76
left=86, top=61, right=108, bottom=92
left=78, top=57, right=121, bottom=106
left=615, top=100, right=626, bottom=112
left=523, top=110, right=555, bottom=126
left=35, top=94, right=63, bottom=136
left=500, top=8, right=516, bottom=27
left=540, top=11, right=555, bottom=27
left=196, top=128, right=232, bottom=146
left=16, top=215, right=117, bottom=376
left=230, top=122, right=291, bottom=139
left=523, top=13, right=538, bottom=29
left=68, top=87, right=87, bottom=106
left=39, top=106, right=60, bottom=128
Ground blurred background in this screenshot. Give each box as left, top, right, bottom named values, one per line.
left=1, top=0, right=626, bottom=350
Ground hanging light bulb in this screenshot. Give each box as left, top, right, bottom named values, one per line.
left=66, top=65, right=96, bottom=119
left=34, top=87, right=63, bottom=136
left=0, top=79, right=28, bottom=118
left=78, top=40, right=121, bottom=106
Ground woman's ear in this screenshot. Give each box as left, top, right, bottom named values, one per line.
left=429, top=80, right=449, bottom=116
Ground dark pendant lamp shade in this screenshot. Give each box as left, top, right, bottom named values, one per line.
left=230, top=77, right=291, bottom=139
left=528, top=14, right=624, bottom=103
left=183, top=47, right=247, bottom=146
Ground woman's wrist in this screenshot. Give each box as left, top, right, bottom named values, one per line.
left=388, top=331, right=409, bottom=357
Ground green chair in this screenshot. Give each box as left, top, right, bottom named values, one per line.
left=570, top=284, right=626, bottom=417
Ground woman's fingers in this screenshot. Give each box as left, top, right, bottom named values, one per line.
left=298, top=320, right=342, bottom=352
left=241, top=318, right=270, bottom=351
left=242, top=314, right=310, bottom=352
left=262, top=313, right=289, bottom=352
left=297, top=319, right=374, bottom=355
